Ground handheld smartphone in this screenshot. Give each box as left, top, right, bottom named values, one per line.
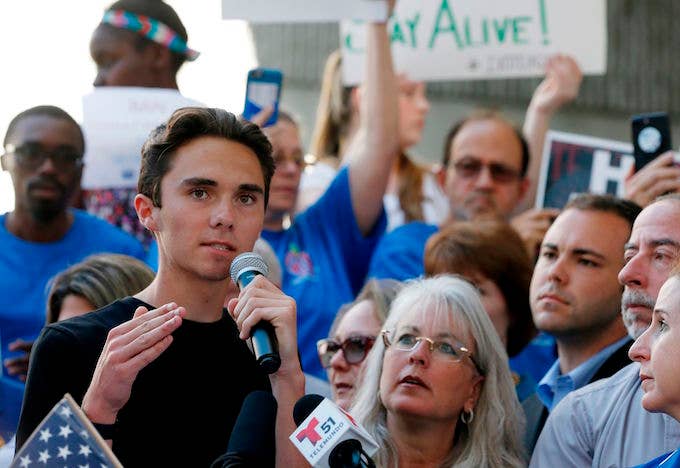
left=632, top=112, right=672, bottom=171
left=243, top=68, right=283, bottom=127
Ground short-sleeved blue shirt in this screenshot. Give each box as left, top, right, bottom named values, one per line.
left=0, top=209, right=146, bottom=380
left=262, top=167, right=386, bottom=378
left=368, top=221, right=437, bottom=281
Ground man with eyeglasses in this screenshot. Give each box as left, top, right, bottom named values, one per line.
left=523, top=194, right=641, bottom=453
left=367, top=55, right=584, bottom=283
left=369, top=112, right=541, bottom=282
left=0, top=106, right=145, bottom=384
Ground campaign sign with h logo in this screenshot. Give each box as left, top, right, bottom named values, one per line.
left=536, top=131, right=636, bottom=209
left=289, top=398, right=378, bottom=467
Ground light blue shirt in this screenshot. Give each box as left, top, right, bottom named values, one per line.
left=536, top=336, right=630, bottom=411
left=530, top=362, right=680, bottom=468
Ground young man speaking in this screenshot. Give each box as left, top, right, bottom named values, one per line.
left=16, top=108, right=305, bottom=467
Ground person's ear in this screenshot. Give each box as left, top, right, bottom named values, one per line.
left=517, top=177, right=530, bottom=201
left=436, top=164, right=447, bottom=191
left=464, top=374, right=485, bottom=414
left=144, top=43, right=173, bottom=74
left=350, top=86, right=362, bottom=115
left=0, top=153, right=7, bottom=171
left=135, top=193, right=160, bottom=232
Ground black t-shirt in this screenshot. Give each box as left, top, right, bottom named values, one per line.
left=16, top=297, right=271, bottom=467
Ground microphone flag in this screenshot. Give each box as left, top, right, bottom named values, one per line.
left=289, top=397, right=378, bottom=467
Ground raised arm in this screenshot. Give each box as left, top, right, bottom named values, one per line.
left=520, top=54, right=582, bottom=211
left=345, top=2, right=400, bottom=235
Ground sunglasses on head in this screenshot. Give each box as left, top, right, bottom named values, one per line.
left=316, top=335, right=376, bottom=369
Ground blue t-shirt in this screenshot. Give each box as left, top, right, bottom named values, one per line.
left=634, top=450, right=680, bottom=468
left=0, top=209, right=145, bottom=380
left=262, top=167, right=386, bottom=378
left=368, top=221, right=437, bottom=281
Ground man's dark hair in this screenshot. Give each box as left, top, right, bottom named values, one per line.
left=104, top=0, right=189, bottom=73
left=565, top=193, right=642, bottom=229
left=4, top=105, right=85, bottom=151
left=442, top=110, right=529, bottom=177
left=138, top=107, right=275, bottom=208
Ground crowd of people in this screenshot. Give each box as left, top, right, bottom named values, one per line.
left=2, top=0, right=680, bottom=466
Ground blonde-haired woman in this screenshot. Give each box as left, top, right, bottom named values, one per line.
left=352, top=275, right=525, bottom=467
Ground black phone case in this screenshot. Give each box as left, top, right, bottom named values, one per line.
left=632, top=112, right=672, bottom=171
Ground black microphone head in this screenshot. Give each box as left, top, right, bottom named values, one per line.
left=293, top=394, right=325, bottom=426
left=226, top=391, right=278, bottom=456
left=230, top=252, right=269, bottom=284
left=329, top=439, right=375, bottom=468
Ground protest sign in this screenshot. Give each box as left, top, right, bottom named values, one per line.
left=221, top=0, right=388, bottom=23
left=81, top=88, right=201, bottom=190
left=341, top=0, right=606, bottom=84
left=536, top=131, right=635, bottom=209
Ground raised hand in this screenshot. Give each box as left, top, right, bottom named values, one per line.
left=624, top=151, right=680, bottom=207
left=227, top=275, right=299, bottom=375
left=81, top=303, right=185, bottom=426
left=3, top=338, right=34, bottom=381
left=530, top=54, right=582, bottom=115
left=511, top=208, right=561, bottom=261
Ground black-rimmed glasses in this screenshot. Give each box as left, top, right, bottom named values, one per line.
left=4, top=143, right=83, bottom=171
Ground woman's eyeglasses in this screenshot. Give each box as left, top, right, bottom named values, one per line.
left=317, top=335, right=376, bottom=369
left=381, top=330, right=483, bottom=375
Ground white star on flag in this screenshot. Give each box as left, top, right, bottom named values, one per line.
left=38, top=449, right=51, bottom=463
left=38, top=428, right=52, bottom=442
left=79, top=444, right=93, bottom=457
left=59, top=405, right=73, bottom=418
left=59, top=424, right=73, bottom=438
left=11, top=394, right=122, bottom=467
left=57, top=444, right=72, bottom=460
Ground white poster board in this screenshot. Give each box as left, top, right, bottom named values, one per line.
left=81, top=88, right=201, bottom=189
left=536, top=131, right=634, bottom=209
left=341, top=0, right=607, bottom=84
left=221, top=0, right=388, bottom=23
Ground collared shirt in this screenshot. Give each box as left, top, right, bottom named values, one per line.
left=537, top=336, right=630, bottom=411
left=530, top=362, right=680, bottom=468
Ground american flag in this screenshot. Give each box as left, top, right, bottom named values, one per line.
left=11, top=394, right=121, bottom=468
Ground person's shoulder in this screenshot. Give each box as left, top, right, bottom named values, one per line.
left=49, top=296, right=140, bottom=340
left=568, top=362, right=640, bottom=403
left=71, top=209, right=144, bottom=250
left=385, top=221, right=438, bottom=242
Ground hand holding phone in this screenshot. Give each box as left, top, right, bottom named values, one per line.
left=632, top=112, right=672, bottom=171
left=243, top=68, right=283, bottom=128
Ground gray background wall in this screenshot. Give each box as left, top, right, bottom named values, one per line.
left=250, top=0, right=680, bottom=164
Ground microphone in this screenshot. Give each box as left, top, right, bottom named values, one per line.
left=211, top=390, right=277, bottom=467
left=230, top=252, right=281, bottom=374
left=290, top=394, right=378, bottom=468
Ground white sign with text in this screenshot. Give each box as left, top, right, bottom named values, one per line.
left=341, top=0, right=606, bottom=84
left=221, top=0, right=388, bottom=23
left=81, top=88, right=201, bottom=189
